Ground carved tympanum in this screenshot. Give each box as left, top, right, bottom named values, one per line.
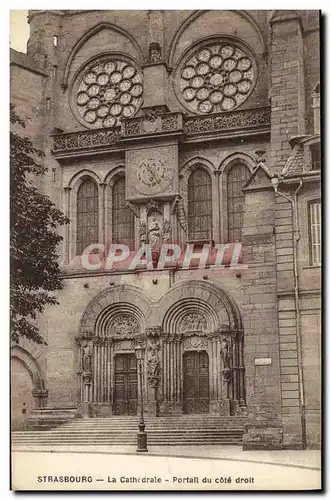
left=109, top=315, right=139, bottom=336
left=179, top=312, right=207, bottom=333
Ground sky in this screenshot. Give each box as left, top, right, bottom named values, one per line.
left=10, top=10, right=29, bottom=53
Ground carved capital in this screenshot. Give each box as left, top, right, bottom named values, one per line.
left=145, top=326, right=162, bottom=338
left=221, top=368, right=232, bottom=382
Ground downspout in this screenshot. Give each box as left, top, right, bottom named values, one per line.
left=273, top=178, right=305, bottom=448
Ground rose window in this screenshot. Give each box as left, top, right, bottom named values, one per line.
left=73, top=56, right=143, bottom=129
left=176, top=41, right=256, bottom=114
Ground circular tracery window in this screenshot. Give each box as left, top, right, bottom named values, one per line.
left=72, top=56, right=144, bottom=129
left=176, top=40, right=256, bottom=114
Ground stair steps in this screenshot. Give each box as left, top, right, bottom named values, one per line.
left=12, top=415, right=245, bottom=447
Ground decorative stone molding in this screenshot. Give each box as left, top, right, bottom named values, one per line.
left=79, top=284, right=152, bottom=337
left=121, top=112, right=183, bottom=138
left=51, top=107, right=270, bottom=157
left=109, top=314, right=140, bottom=336
left=113, top=339, right=136, bottom=351
left=183, top=336, right=208, bottom=350
left=183, top=106, right=271, bottom=135
left=32, top=389, right=49, bottom=409
left=179, top=311, right=208, bottom=333
left=145, top=326, right=162, bottom=338
left=53, top=128, right=119, bottom=152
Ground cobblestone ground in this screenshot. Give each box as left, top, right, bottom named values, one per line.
left=11, top=446, right=321, bottom=491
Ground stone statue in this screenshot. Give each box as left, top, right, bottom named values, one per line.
left=139, top=220, right=147, bottom=242
left=162, top=219, right=171, bottom=243
left=221, top=337, right=231, bottom=369
left=149, top=42, right=162, bottom=63
left=147, top=340, right=161, bottom=387
left=148, top=216, right=161, bottom=250
left=82, top=344, right=92, bottom=373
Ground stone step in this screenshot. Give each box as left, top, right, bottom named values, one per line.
left=13, top=430, right=243, bottom=438
left=12, top=438, right=243, bottom=445
left=12, top=415, right=245, bottom=446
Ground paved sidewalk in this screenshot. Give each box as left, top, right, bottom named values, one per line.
left=12, top=444, right=321, bottom=470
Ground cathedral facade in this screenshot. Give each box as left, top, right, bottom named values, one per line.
left=10, top=10, right=321, bottom=449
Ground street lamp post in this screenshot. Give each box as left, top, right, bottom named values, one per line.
left=135, top=344, right=148, bottom=452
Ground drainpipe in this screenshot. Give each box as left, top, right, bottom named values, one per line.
left=271, top=176, right=305, bottom=449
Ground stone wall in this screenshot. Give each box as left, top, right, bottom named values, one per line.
left=10, top=9, right=321, bottom=448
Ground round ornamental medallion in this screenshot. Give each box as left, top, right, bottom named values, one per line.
left=72, top=55, right=143, bottom=129
left=175, top=39, right=256, bottom=114
left=136, top=159, right=173, bottom=195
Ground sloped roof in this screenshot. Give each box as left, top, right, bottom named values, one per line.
left=281, top=143, right=305, bottom=178
left=10, top=48, right=46, bottom=76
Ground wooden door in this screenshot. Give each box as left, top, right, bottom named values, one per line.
left=113, top=353, right=138, bottom=415
left=183, top=350, right=209, bottom=414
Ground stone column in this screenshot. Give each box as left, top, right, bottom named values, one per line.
left=32, top=389, right=48, bottom=409
left=213, top=170, right=221, bottom=243
left=219, top=335, right=232, bottom=415
left=160, top=335, right=182, bottom=415
left=63, top=186, right=71, bottom=263
left=99, top=182, right=107, bottom=247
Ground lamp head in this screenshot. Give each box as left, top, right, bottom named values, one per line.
left=135, top=344, right=145, bottom=360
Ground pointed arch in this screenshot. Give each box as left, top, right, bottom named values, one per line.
left=67, top=169, right=102, bottom=190
left=112, top=176, right=134, bottom=248
left=219, top=154, right=254, bottom=244
left=76, top=177, right=99, bottom=255
left=187, top=168, right=212, bottom=242
left=168, top=10, right=265, bottom=68
left=62, top=22, right=144, bottom=86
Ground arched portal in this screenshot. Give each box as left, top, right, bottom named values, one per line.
left=78, top=281, right=245, bottom=417
left=11, top=345, right=48, bottom=428
left=77, top=285, right=152, bottom=417
left=159, top=280, right=245, bottom=416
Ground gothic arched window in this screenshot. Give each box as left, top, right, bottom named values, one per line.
left=188, top=168, right=212, bottom=241
left=112, top=177, right=134, bottom=248
left=227, top=163, right=250, bottom=242
left=76, top=179, right=99, bottom=254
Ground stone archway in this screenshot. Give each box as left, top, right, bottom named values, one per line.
left=77, top=284, right=152, bottom=417
left=11, top=345, right=48, bottom=428
left=78, top=281, right=245, bottom=417
left=158, top=280, right=245, bottom=416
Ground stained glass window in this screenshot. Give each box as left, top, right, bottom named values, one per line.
left=188, top=168, right=212, bottom=241
left=227, top=164, right=250, bottom=242
left=76, top=179, right=99, bottom=255
left=112, top=177, right=134, bottom=248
